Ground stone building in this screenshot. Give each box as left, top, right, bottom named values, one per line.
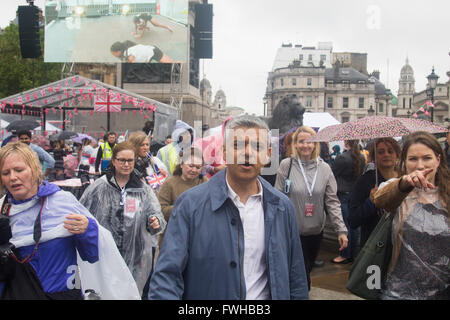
left=393, top=58, right=449, bottom=125
left=332, top=52, right=368, bottom=75
left=393, top=58, right=415, bottom=118
left=265, top=59, right=391, bottom=123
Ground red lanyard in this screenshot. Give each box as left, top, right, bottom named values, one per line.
left=1, top=197, right=45, bottom=264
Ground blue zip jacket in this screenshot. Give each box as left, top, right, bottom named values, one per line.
left=0, top=182, right=98, bottom=296
left=149, top=169, right=309, bottom=300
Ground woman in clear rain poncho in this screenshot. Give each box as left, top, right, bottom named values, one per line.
left=79, top=142, right=166, bottom=296
left=373, top=131, right=449, bottom=300
left=0, top=142, right=140, bottom=300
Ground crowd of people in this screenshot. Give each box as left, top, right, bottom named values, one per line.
left=0, top=114, right=448, bottom=300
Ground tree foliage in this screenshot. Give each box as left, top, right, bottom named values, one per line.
left=0, top=23, right=62, bottom=99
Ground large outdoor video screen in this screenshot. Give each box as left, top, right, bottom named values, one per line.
left=44, top=0, right=188, bottom=63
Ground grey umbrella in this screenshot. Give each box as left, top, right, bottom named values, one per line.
left=6, top=120, right=40, bottom=132
left=53, top=131, right=78, bottom=141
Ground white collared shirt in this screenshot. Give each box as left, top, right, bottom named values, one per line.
left=226, top=176, right=270, bottom=300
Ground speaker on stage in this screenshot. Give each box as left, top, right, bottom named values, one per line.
left=194, top=3, right=213, bottom=59
left=18, top=5, right=42, bottom=59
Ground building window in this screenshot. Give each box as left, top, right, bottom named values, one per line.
left=306, top=96, right=312, bottom=107
left=307, top=78, right=312, bottom=86
left=327, top=97, right=333, bottom=108
left=343, top=97, right=349, bottom=108
left=403, top=98, right=406, bottom=109
left=320, top=54, right=326, bottom=61
left=280, top=78, right=284, bottom=86
left=308, top=54, right=312, bottom=61
left=358, top=97, right=364, bottom=108
left=299, top=54, right=303, bottom=60
left=342, top=116, right=350, bottom=123
left=409, top=98, right=412, bottom=109
left=292, top=78, right=296, bottom=86
left=378, top=103, right=384, bottom=113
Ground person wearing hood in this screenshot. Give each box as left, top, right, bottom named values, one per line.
left=80, top=142, right=166, bottom=297
left=192, top=117, right=232, bottom=179
left=330, top=144, right=341, bottom=164
left=0, top=142, right=140, bottom=300
left=275, top=126, right=348, bottom=290
left=156, top=120, right=195, bottom=176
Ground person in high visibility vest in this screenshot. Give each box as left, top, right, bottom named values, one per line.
left=156, top=120, right=195, bottom=176
left=95, top=131, right=117, bottom=175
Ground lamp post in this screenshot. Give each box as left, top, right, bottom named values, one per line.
left=426, top=67, right=439, bottom=123
left=368, top=105, right=375, bottom=116
left=407, top=110, right=411, bottom=118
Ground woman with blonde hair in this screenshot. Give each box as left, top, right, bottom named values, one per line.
left=0, top=142, right=140, bottom=299
left=275, top=126, right=348, bottom=290
left=128, top=131, right=167, bottom=193
left=373, top=131, right=449, bottom=299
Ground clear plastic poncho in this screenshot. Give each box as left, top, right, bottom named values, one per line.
left=381, top=186, right=449, bottom=300
left=80, top=175, right=166, bottom=295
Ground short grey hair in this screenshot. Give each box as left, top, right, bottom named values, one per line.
left=224, top=115, right=270, bottom=145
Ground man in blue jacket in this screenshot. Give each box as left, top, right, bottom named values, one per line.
left=149, top=115, right=308, bottom=300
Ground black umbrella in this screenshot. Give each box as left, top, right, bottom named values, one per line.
left=6, top=120, right=40, bottom=132
left=53, top=131, right=78, bottom=141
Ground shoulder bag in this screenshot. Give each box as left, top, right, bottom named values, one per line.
left=346, top=211, right=394, bottom=300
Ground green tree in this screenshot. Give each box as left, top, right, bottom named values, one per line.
left=0, top=22, right=62, bottom=99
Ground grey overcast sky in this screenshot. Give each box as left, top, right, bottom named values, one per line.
left=2, top=1, right=450, bottom=116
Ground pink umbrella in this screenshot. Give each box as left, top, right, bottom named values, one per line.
left=310, top=116, right=448, bottom=185
left=311, top=116, right=447, bottom=142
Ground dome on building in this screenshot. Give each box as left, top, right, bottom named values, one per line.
left=200, top=78, right=211, bottom=90
left=400, top=58, right=414, bottom=75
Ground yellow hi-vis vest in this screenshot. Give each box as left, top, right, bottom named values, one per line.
left=160, top=143, right=179, bottom=175
left=100, top=142, right=114, bottom=161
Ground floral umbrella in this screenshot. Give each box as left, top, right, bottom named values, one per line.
left=310, top=116, right=448, bottom=142
left=310, top=116, right=448, bottom=186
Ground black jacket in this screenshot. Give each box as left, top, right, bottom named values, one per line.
left=348, top=169, right=386, bottom=247
left=331, top=150, right=365, bottom=193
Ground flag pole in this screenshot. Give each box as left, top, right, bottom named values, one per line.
left=107, top=89, right=111, bottom=132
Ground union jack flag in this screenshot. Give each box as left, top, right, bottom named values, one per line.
left=94, top=94, right=122, bottom=112
left=146, top=172, right=167, bottom=189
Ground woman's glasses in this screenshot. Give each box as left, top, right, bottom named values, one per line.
left=115, top=158, right=135, bottom=165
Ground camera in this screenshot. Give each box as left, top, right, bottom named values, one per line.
left=0, top=243, right=15, bottom=264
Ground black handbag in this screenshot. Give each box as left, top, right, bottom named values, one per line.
left=346, top=211, right=394, bottom=300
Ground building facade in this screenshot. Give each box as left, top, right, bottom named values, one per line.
left=265, top=60, right=391, bottom=123
left=393, top=58, right=450, bottom=125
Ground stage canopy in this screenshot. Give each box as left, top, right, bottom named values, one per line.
left=0, top=75, right=179, bottom=143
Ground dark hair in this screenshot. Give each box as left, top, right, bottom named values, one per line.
left=173, top=147, right=204, bottom=176
left=346, top=140, right=362, bottom=178
left=17, top=130, right=32, bottom=138
left=104, top=131, right=116, bottom=139
left=133, top=16, right=140, bottom=23
left=399, top=131, right=449, bottom=212
left=368, top=137, right=401, bottom=163
left=110, top=40, right=136, bottom=53
left=165, top=134, right=172, bottom=140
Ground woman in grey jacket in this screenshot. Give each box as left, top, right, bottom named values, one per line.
left=275, top=126, right=348, bottom=290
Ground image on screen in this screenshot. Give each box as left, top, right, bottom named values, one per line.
left=44, top=0, right=188, bottom=63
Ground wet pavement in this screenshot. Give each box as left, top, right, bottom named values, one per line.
left=309, top=243, right=364, bottom=300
